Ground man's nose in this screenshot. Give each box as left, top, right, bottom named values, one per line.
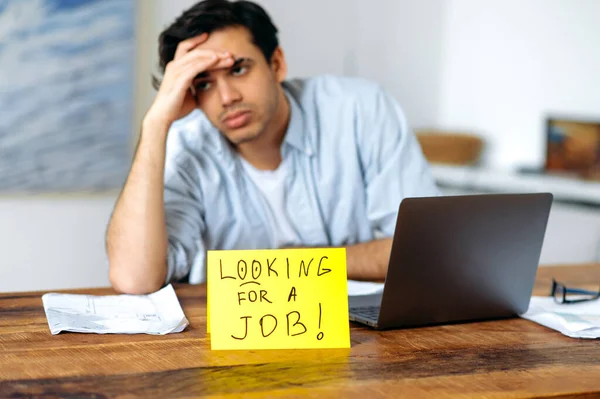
left=217, top=80, right=242, bottom=107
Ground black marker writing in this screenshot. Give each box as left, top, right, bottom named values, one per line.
left=260, top=290, right=272, bottom=303
left=238, top=260, right=248, bottom=280
left=267, top=257, right=278, bottom=277
left=251, top=260, right=262, bottom=279
left=318, top=303, right=322, bottom=328
left=240, top=281, right=260, bottom=287
left=237, top=292, right=246, bottom=305
left=237, top=290, right=272, bottom=305
left=299, top=258, right=314, bottom=277
left=317, top=256, right=331, bottom=276
left=288, top=286, right=297, bottom=302
left=232, top=316, right=251, bottom=340
left=286, top=311, right=307, bottom=336
left=317, top=303, right=324, bottom=340
left=260, top=314, right=277, bottom=337
left=220, top=259, right=236, bottom=280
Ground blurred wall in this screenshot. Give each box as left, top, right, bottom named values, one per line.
left=0, top=197, right=115, bottom=292
left=438, top=0, right=600, bottom=169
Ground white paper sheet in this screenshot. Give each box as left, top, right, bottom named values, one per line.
left=520, top=296, right=600, bottom=339
left=41, top=284, right=189, bottom=335
left=347, top=280, right=384, bottom=296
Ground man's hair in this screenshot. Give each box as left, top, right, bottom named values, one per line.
left=152, top=0, right=279, bottom=89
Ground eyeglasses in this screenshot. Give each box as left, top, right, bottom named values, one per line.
left=551, top=279, right=600, bottom=304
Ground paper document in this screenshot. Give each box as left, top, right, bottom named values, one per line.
left=520, top=296, right=600, bottom=339
left=347, top=280, right=384, bottom=296
left=42, top=284, right=189, bottom=335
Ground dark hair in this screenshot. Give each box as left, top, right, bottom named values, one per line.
left=152, top=0, right=279, bottom=89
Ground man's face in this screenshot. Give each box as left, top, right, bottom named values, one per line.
left=191, top=27, right=286, bottom=145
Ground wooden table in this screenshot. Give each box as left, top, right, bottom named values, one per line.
left=1, top=264, right=599, bottom=398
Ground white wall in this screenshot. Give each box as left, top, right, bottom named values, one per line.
left=353, top=0, right=446, bottom=128
left=0, top=196, right=116, bottom=292
left=438, top=0, right=600, bottom=169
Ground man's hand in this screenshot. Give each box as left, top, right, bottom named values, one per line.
left=280, top=239, right=392, bottom=281
left=145, top=33, right=234, bottom=127
left=107, top=33, right=236, bottom=295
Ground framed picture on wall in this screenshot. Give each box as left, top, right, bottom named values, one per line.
left=545, top=116, right=600, bottom=181
left=0, top=0, right=135, bottom=193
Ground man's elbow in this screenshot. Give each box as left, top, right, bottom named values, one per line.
left=109, top=263, right=166, bottom=295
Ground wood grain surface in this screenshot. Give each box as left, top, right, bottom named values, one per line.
left=1, top=264, right=599, bottom=398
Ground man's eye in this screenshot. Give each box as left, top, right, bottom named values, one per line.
left=196, top=81, right=212, bottom=91
left=232, top=66, right=248, bottom=76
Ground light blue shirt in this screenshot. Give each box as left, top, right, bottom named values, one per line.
left=164, top=75, right=440, bottom=284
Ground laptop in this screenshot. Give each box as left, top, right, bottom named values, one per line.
left=349, top=192, right=553, bottom=329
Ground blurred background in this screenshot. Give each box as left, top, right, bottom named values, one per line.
left=1, top=0, right=599, bottom=292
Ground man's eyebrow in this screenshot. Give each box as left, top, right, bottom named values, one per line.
left=231, top=57, right=253, bottom=68
left=193, top=57, right=254, bottom=81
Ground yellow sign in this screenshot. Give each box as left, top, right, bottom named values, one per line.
left=207, top=248, right=350, bottom=350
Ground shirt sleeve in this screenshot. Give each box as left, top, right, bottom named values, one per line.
left=356, top=84, right=440, bottom=237
left=163, top=145, right=206, bottom=284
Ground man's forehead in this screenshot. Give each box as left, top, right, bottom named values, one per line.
left=194, top=26, right=257, bottom=54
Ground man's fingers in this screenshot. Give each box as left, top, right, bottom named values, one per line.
left=161, top=49, right=234, bottom=94
left=175, top=52, right=234, bottom=76
left=175, top=49, right=218, bottom=68
left=173, top=56, right=221, bottom=92
left=164, top=50, right=217, bottom=79
left=172, top=48, right=218, bottom=68
left=213, top=56, right=235, bottom=70
left=184, top=54, right=235, bottom=72
left=174, top=32, right=209, bottom=60
left=164, top=53, right=233, bottom=87
left=162, top=54, right=214, bottom=87
left=176, top=47, right=232, bottom=66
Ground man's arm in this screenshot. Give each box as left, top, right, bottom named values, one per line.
left=106, top=120, right=170, bottom=294
left=106, top=34, right=234, bottom=294
left=341, top=84, right=438, bottom=282
left=345, top=238, right=392, bottom=281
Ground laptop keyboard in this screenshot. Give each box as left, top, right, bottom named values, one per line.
left=351, top=306, right=380, bottom=320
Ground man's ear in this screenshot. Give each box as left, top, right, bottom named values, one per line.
left=270, top=47, right=287, bottom=83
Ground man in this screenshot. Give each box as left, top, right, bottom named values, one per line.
left=106, top=0, right=439, bottom=294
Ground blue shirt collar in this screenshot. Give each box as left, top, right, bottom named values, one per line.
left=282, top=87, right=313, bottom=156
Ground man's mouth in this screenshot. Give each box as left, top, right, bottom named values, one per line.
left=222, top=110, right=251, bottom=129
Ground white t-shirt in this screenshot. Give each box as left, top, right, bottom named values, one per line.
left=240, top=158, right=302, bottom=248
